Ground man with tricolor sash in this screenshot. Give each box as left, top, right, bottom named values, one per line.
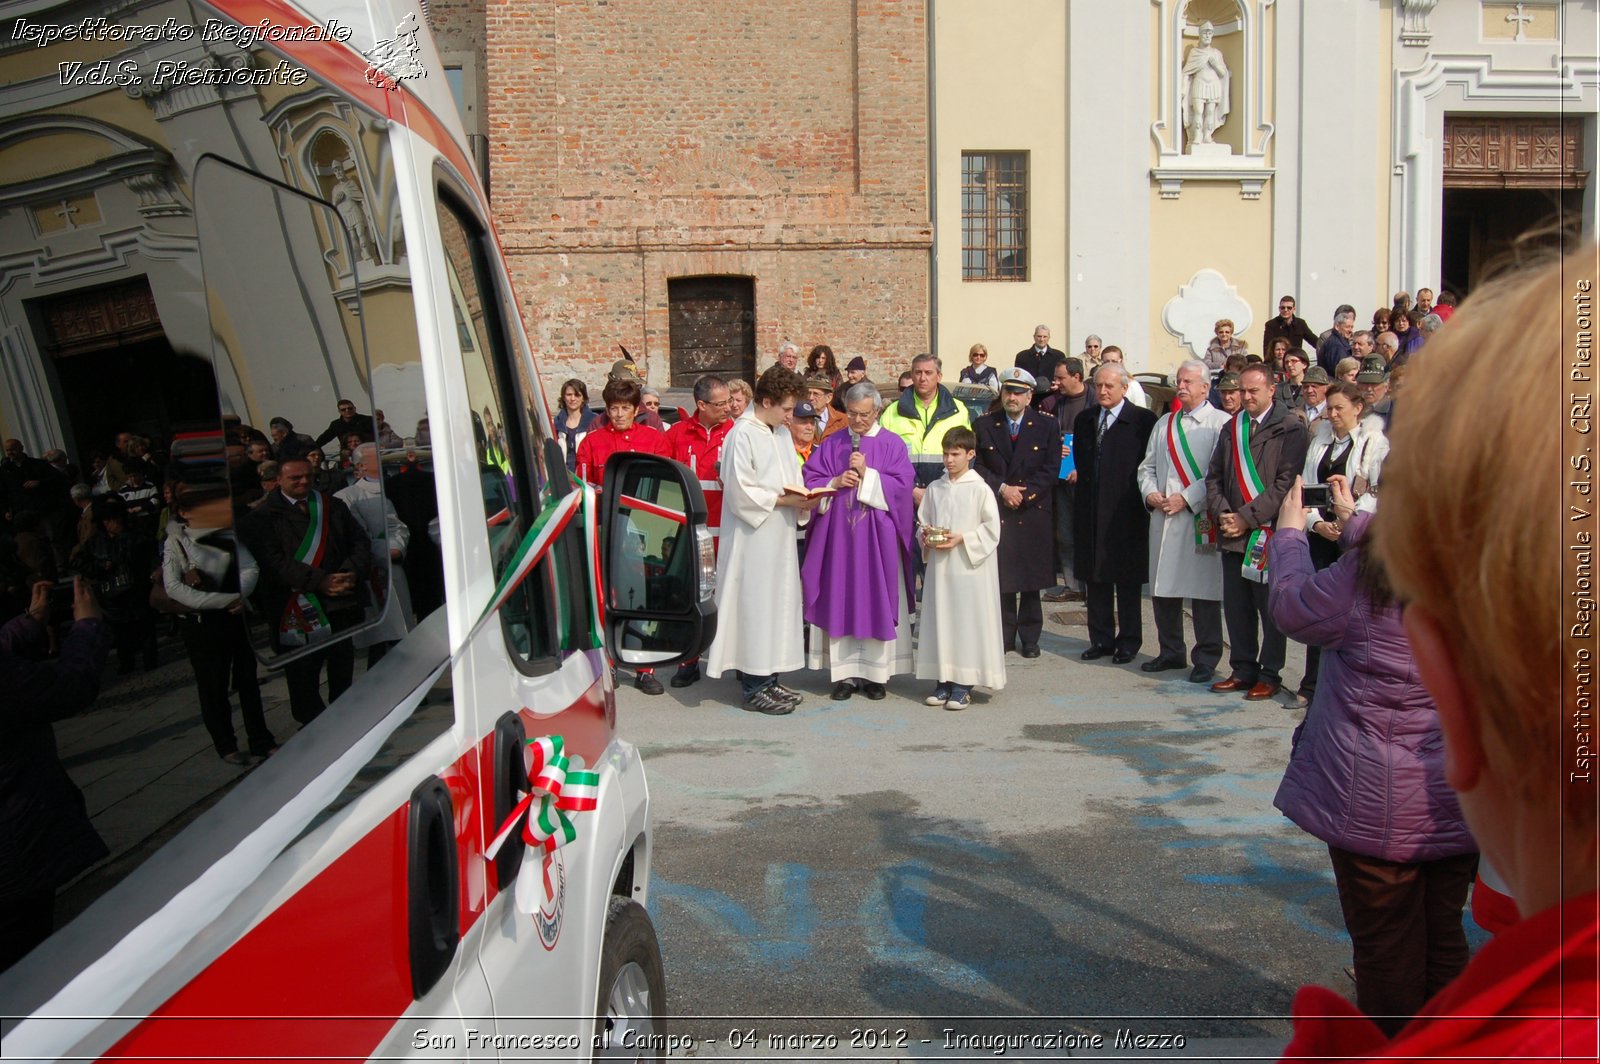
left=1137, top=360, right=1229, bottom=683
left=1204, top=363, right=1309, bottom=701
left=243, top=455, right=372, bottom=723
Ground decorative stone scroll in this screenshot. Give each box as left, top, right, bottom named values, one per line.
left=1397, top=0, right=1439, bottom=47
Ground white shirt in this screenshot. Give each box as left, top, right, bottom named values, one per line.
left=1098, top=399, right=1128, bottom=433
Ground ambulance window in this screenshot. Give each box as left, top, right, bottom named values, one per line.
left=498, top=265, right=598, bottom=654
left=0, top=0, right=460, bottom=990
left=436, top=198, right=558, bottom=669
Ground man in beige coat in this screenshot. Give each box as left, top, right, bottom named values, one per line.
left=1137, top=361, right=1230, bottom=683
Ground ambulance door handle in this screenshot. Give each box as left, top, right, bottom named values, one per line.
left=491, top=711, right=527, bottom=890
left=406, top=777, right=460, bottom=999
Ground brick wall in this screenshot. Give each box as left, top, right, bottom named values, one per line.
left=482, top=0, right=932, bottom=397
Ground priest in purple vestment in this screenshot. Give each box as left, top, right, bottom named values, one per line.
left=801, top=382, right=917, bottom=700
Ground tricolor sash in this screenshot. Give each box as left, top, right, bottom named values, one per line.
left=1228, top=414, right=1271, bottom=582
left=1166, top=413, right=1216, bottom=548
left=278, top=493, right=335, bottom=648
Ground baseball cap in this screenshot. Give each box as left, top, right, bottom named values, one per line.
left=794, top=400, right=818, bottom=420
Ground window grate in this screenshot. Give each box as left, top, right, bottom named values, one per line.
left=961, top=151, right=1028, bottom=281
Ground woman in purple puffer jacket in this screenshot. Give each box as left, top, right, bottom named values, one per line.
left=1267, top=473, right=1478, bottom=1037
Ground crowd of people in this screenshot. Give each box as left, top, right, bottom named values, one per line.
left=3, top=256, right=1591, bottom=1054
left=587, top=295, right=1435, bottom=713
left=568, top=273, right=1596, bottom=1055
left=0, top=398, right=438, bottom=763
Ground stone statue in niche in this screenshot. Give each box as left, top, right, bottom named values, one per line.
left=330, top=158, right=380, bottom=263
left=1180, top=21, right=1230, bottom=151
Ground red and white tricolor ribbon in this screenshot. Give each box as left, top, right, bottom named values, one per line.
left=485, top=734, right=601, bottom=913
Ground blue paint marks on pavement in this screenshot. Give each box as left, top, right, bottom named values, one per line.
left=651, top=862, right=818, bottom=970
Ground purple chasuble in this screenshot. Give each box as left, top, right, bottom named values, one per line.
left=800, top=428, right=916, bottom=641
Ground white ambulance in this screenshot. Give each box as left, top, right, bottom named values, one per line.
left=0, top=1, right=713, bottom=1058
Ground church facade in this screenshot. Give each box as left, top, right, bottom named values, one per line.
left=460, top=0, right=1596, bottom=391
left=930, top=0, right=1597, bottom=370
left=0, top=1, right=1594, bottom=457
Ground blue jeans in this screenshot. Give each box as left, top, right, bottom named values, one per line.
left=737, top=671, right=776, bottom=698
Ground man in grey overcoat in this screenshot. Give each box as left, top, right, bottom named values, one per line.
left=1137, top=361, right=1230, bottom=683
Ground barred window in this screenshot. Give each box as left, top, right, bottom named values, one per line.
left=961, top=151, right=1028, bottom=281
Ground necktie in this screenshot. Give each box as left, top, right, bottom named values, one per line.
left=296, top=498, right=309, bottom=515
left=1097, top=409, right=1110, bottom=448
left=1009, top=419, right=1019, bottom=441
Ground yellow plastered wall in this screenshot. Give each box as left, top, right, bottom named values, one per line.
left=932, top=0, right=1067, bottom=367
left=1146, top=181, right=1275, bottom=375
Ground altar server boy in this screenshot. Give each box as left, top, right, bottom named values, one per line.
left=914, top=426, right=1005, bottom=709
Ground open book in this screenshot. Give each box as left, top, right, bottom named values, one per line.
left=782, top=484, right=840, bottom=500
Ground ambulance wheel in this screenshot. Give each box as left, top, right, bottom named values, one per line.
left=593, top=896, right=667, bottom=1060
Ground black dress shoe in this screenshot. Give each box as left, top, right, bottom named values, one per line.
left=1188, top=665, right=1216, bottom=684
left=1140, top=657, right=1186, bottom=673
left=830, top=680, right=855, bottom=701
left=669, top=662, right=701, bottom=688
left=1019, top=645, right=1041, bottom=659
left=863, top=681, right=887, bottom=700
left=1080, top=646, right=1113, bottom=661
left=1111, top=650, right=1136, bottom=665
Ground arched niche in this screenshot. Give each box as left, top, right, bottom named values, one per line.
left=1150, top=0, right=1276, bottom=199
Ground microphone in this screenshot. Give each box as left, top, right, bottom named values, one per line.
left=849, top=432, right=862, bottom=511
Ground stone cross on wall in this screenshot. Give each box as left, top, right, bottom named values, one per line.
left=1506, top=2, right=1535, bottom=41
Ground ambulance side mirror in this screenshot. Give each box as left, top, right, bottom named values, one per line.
left=599, top=455, right=718, bottom=668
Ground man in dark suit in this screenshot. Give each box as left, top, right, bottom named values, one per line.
left=974, top=368, right=1061, bottom=657
left=242, top=455, right=371, bottom=723
left=1, top=438, right=68, bottom=525
left=1262, top=295, right=1319, bottom=358
left=1205, top=363, right=1311, bottom=699
left=312, top=398, right=377, bottom=450
left=1040, top=359, right=1090, bottom=602
left=1073, top=363, right=1159, bottom=663
left=1014, top=325, right=1068, bottom=404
